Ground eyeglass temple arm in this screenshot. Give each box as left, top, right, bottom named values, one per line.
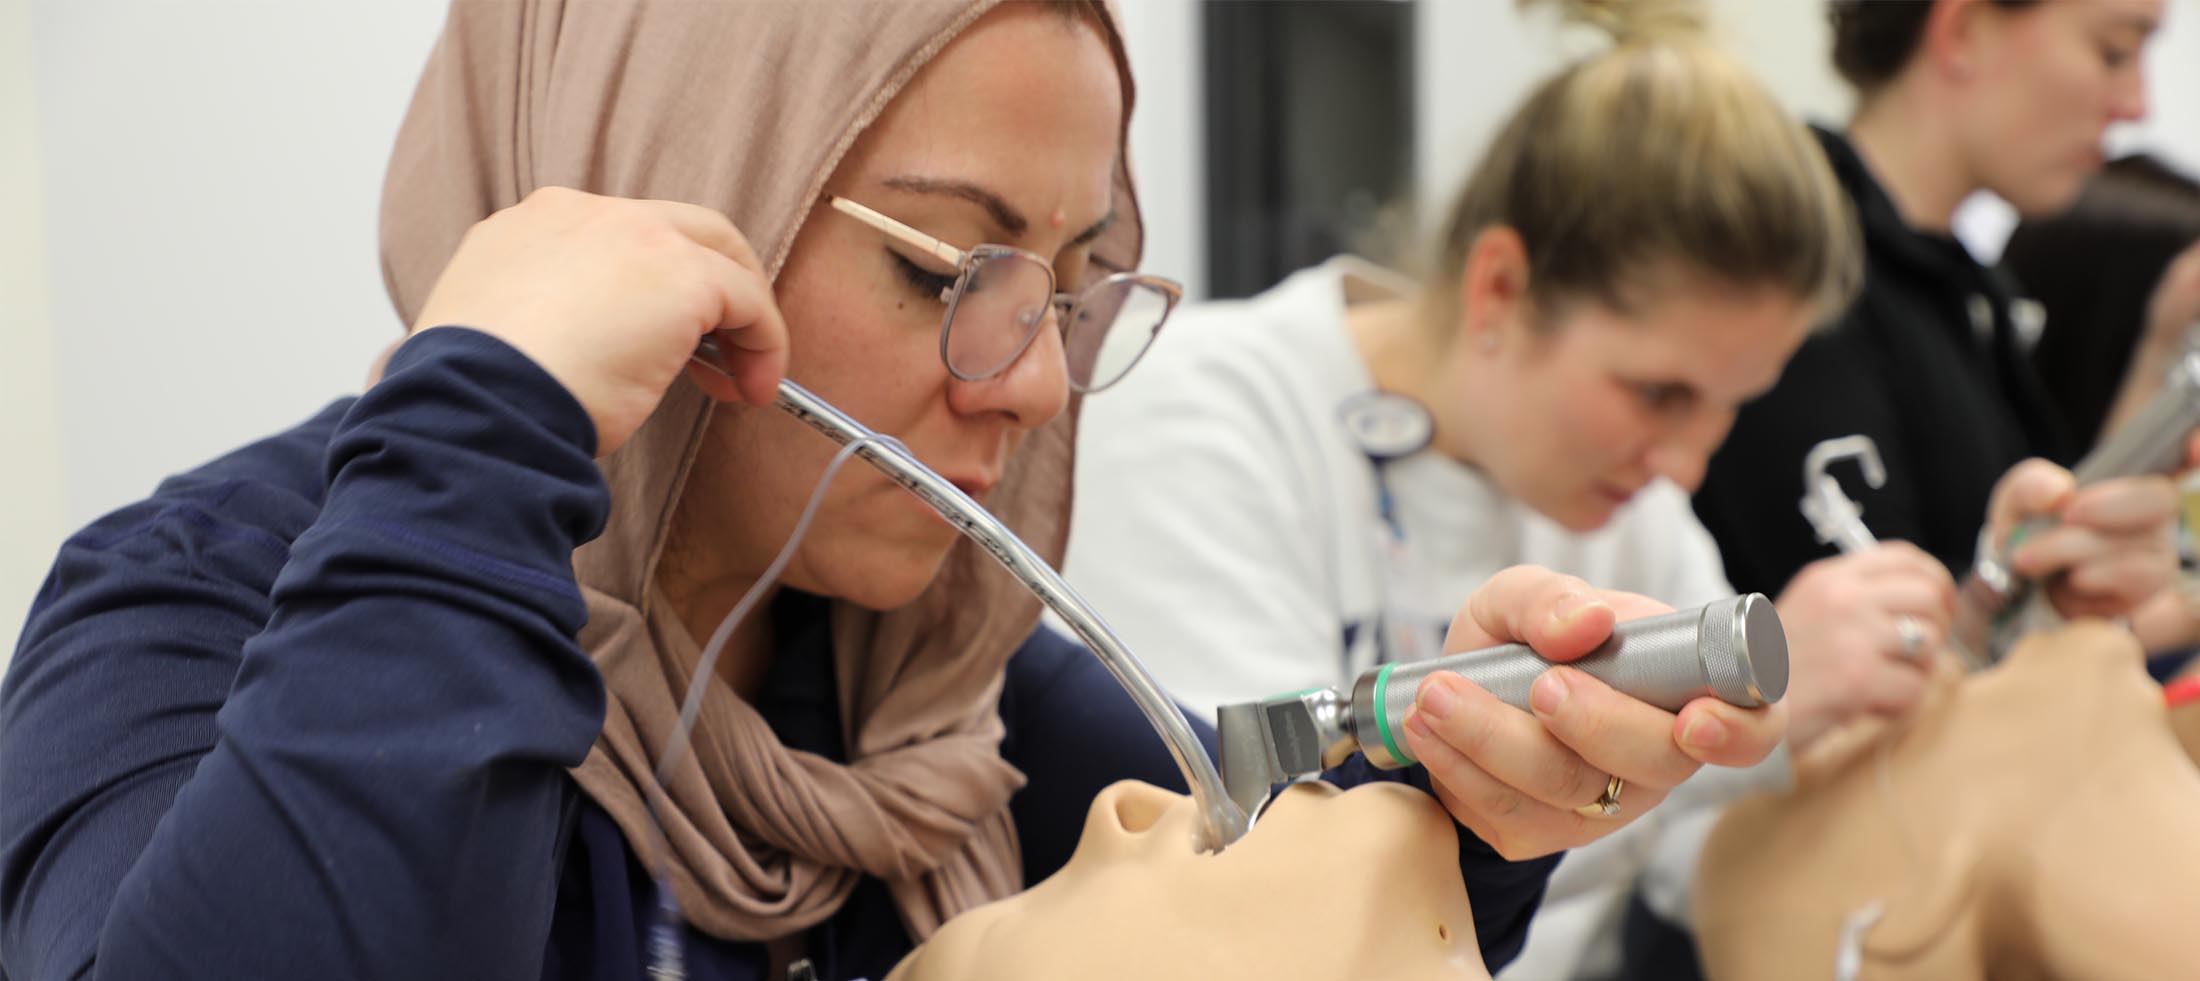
left=771, top=378, right=1251, bottom=852
left=826, top=196, right=966, bottom=269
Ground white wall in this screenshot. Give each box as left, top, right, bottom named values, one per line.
left=33, top=0, right=449, bottom=544
left=1415, top=0, right=1557, bottom=215
left=2, top=0, right=65, bottom=662
left=2118, top=0, right=2200, bottom=173
left=1117, top=0, right=1207, bottom=304
left=1, top=2, right=446, bottom=656
left=1, top=1, right=448, bottom=656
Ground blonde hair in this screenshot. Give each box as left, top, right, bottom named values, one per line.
left=1424, top=0, right=1860, bottom=335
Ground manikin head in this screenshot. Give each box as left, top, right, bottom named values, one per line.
left=888, top=780, right=1489, bottom=980
left=1696, top=620, right=2200, bottom=979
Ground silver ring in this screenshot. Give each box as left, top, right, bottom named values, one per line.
left=1574, top=775, right=1624, bottom=819
left=1895, top=615, right=1926, bottom=662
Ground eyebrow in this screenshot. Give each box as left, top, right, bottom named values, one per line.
left=2104, top=11, right=2159, bottom=36
left=1069, top=210, right=1120, bottom=249
left=880, top=174, right=1117, bottom=249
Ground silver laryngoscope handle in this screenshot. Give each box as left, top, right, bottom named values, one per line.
left=773, top=380, right=1251, bottom=850
left=1350, top=595, right=1788, bottom=768
left=2070, top=348, right=2200, bottom=486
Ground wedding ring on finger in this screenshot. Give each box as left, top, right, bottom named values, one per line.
left=1573, top=775, right=1624, bottom=819
left=1894, top=614, right=1927, bottom=662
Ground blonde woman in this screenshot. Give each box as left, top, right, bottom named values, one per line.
left=1061, top=1, right=2176, bottom=975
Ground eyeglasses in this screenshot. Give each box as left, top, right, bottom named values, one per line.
left=828, top=196, right=1182, bottom=393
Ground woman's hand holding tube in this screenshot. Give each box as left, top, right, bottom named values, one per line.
left=409, top=186, right=790, bottom=455
left=1397, top=565, right=1786, bottom=861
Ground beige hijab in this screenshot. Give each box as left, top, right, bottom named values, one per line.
left=379, top=0, right=1143, bottom=942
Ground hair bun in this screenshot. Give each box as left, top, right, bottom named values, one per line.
left=1521, top=0, right=1707, bottom=46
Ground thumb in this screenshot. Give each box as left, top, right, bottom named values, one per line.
left=1985, top=458, right=2075, bottom=545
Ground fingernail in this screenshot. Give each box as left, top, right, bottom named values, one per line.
left=1551, top=591, right=1609, bottom=628
left=1531, top=669, right=1569, bottom=716
left=1419, top=674, right=1460, bottom=721
left=1681, top=714, right=1729, bottom=753
left=1404, top=706, right=1435, bottom=741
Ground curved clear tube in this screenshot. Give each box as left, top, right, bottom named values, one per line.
left=774, top=379, right=1250, bottom=851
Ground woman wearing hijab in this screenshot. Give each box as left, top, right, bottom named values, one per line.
left=0, top=3, right=1783, bottom=980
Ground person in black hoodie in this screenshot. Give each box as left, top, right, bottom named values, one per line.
left=1697, top=0, right=2188, bottom=656
left=1648, top=7, right=2189, bottom=974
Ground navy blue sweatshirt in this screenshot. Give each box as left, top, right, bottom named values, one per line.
left=1, top=329, right=1557, bottom=980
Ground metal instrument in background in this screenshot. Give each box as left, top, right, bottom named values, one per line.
left=1801, top=435, right=1888, bottom=556
left=1800, top=434, right=1991, bottom=669
left=1954, top=345, right=2200, bottom=665
left=1214, top=595, right=1789, bottom=820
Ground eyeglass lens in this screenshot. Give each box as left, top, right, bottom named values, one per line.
left=1066, top=278, right=1171, bottom=392
left=943, top=250, right=1056, bottom=381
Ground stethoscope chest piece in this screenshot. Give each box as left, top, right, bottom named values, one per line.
left=1338, top=390, right=1434, bottom=462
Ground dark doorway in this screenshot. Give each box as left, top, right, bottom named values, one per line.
left=1203, top=1, right=1417, bottom=298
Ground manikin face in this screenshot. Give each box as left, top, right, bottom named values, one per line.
left=672, top=4, right=1125, bottom=610
left=889, top=781, right=1489, bottom=981
left=1438, top=257, right=1811, bottom=532
left=1951, top=1, right=2160, bottom=215
left=1696, top=620, right=2200, bottom=980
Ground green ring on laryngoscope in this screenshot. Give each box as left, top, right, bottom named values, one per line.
left=1374, top=663, right=1411, bottom=765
